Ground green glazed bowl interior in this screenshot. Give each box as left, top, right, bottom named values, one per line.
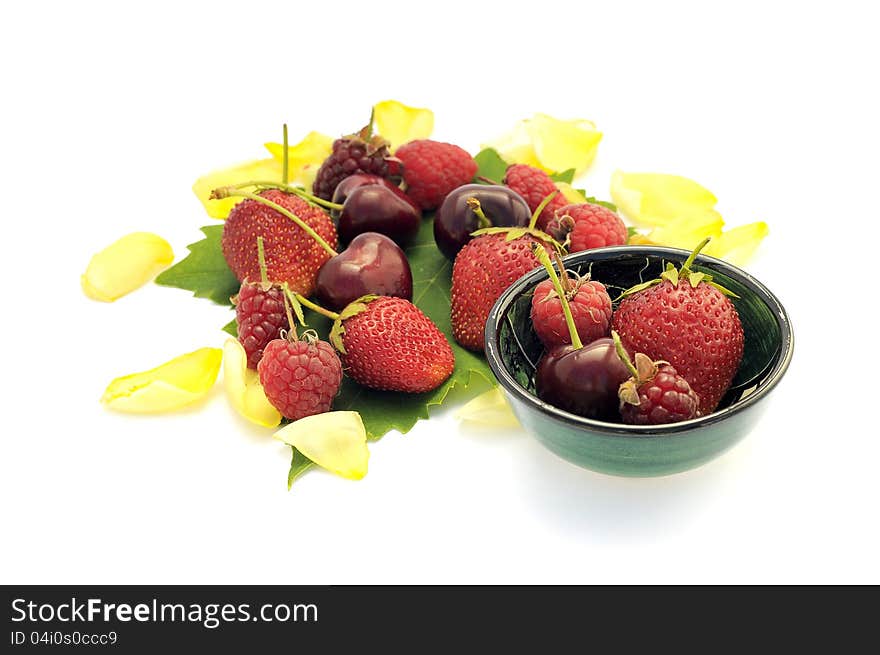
left=484, top=246, right=794, bottom=477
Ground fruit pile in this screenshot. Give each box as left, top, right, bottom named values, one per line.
left=82, top=101, right=767, bottom=486
left=530, top=241, right=743, bottom=424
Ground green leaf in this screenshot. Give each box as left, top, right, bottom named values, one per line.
left=156, top=217, right=494, bottom=486
left=288, top=447, right=313, bottom=489
left=288, top=218, right=495, bottom=485
left=222, top=318, right=237, bottom=337
left=155, top=225, right=239, bottom=305
left=549, top=168, right=575, bottom=184
left=473, top=148, right=509, bottom=184
left=581, top=194, right=618, bottom=212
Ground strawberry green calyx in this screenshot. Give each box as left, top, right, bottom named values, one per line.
left=470, top=190, right=565, bottom=252
left=534, top=246, right=583, bottom=350
left=618, top=236, right=739, bottom=299
left=328, top=295, right=380, bottom=355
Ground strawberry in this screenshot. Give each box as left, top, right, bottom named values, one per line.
left=614, top=335, right=700, bottom=425
left=395, top=140, right=478, bottom=210
left=328, top=296, right=454, bottom=393
left=218, top=188, right=338, bottom=297
left=611, top=239, right=744, bottom=413
left=530, top=258, right=611, bottom=349
left=258, top=334, right=343, bottom=421
left=451, top=194, right=562, bottom=351
left=504, top=164, right=569, bottom=231
left=545, top=202, right=628, bottom=252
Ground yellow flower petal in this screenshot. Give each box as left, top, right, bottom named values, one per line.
left=642, top=211, right=725, bottom=252
left=274, top=411, right=369, bottom=480
left=82, top=232, right=174, bottom=302
left=703, top=221, right=769, bottom=267
left=222, top=339, right=281, bottom=428
left=610, top=170, right=718, bottom=228
left=455, top=387, right=519, bottom=428
left=526, top=113, right=602, bottom=176
left=264, top=131, right=334, bottom=185
left=192, top=158, right=283, bottom=219
left=554, top=182, right=588, bottom=205
left=102, top=348, right=222, bottom=413
left=482, top=120, right=545, bottom=171
left=483, top=114, right=601, bottom=176
left=372, top=99, right=434, bottom=150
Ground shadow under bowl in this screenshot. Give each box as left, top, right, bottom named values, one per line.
left=484, top=246, right=794, bottom=477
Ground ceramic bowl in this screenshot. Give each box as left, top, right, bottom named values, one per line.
left=484, top=246, right=793, bottom=477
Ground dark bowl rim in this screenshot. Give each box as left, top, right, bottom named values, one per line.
left=484, top=245, right=795, bottom=437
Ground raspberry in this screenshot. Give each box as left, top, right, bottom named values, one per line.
left=620, top=363, right=700, bottom=425
left=530, top=275, right=611, bottom=348
left=257, top=338, right=343, bottom=421
left=312, top=130, right=392, bottom=200
left=395, top=140, right=477, bottom=210
left=234, top=281, right=289, bottom=369
left=503, top=164, right=569, bottom=231
left=548, top=203, right=627, bottom=252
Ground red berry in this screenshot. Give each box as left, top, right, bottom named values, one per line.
left=221, top=189, right=338, bottom=297
left=335, top=296, right=454, bottom=393
left=312, top=128, right=393, bottom=200
left=451, top=232, right=553, bottom=351
left=547, top=202, right=627, bottom=252
left=395, top=140, right=477, bottom=210
left=234, top=281, right=289, bottom=369
left=257, top=338, right=342, bottom=420
left=620, top=362, right=700, bottom=425
left=503, top=164, right=569, bottom=231
left=530, top=275, right=611, bottom=348
left=612, top=247, right=744, bottom=413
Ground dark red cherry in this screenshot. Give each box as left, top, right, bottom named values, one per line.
left=315, top=232, right=413, bottom=311
left=331, top=173, right=399, bottom=216
left=337, top=184, right=421, bottom=246
left=535, top=338, right=631, bottom=421
left=433, top=184, right=531, bottom=260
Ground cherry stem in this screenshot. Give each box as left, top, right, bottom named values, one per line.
left=212, top=188, right=338, bottom=257
left=680, top=237, right=712, bottom=276
left=476, top=175, right=499, bottom=185
left=223, top=181, right=344, bottom=211
left=281, top=124, right=289, bottom=186
left=256, top=236, right=269, bottom=288
left=466, top=197, right=492, bottom=229
left=612, top=330, right=639, bottom=380
left=293, top=292, right=340, bottom=321
left=529, top=190, right=559, bottom=230
left=282, top=291, right=298, bottom=341
left=553, top=249, right=571, bottom=293
left=534, top=245, right=582, bottom=350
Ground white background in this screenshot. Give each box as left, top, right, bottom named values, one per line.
left=1, top=1, right=877, bottom=584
